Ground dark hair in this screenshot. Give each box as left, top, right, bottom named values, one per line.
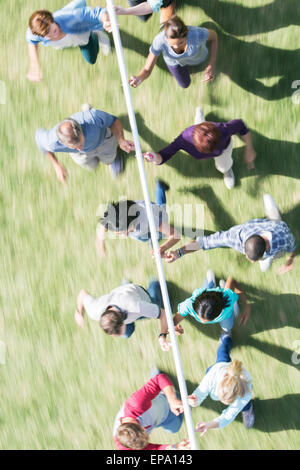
left=116, top=422, right=149, bottom=450
left=29, top=10, right=54, bottom=37
left=244, top=235, right=266, bottom=261
left=99, top=309, right=124, bottom=335
left=99, top=200, right=141, bottom=232
left=193, top=122, right=221, bottom=154
left=193, top=290, right=229, bottom=321
left=162, top=15, right=188, bottom=39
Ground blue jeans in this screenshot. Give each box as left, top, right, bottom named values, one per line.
left=122, top=280, right=163, bottom=338
left=159, top=393, right=184, bottom=433
left=200, top=274, right=235, bottom=332
left=132, top=180, right=167, bottom=243
left=206, top=336, right=252, bottom=412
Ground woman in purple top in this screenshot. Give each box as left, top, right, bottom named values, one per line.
left=144, top=108, right=257, bottom=189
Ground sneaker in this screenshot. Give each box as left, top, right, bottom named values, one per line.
left=223, top=168, right=235, bottom=189
left=109, top=153, right=123, bottom=178
left=242, top=403, right=255, bottom=429
left=96, top=30, right=111, bottom=56
left=206, top=269, right=216, bottom=287
left=194, top=107, right=205, bottom=125
left=219, top=279, right=226, bottom=289
left=259, top=257, right=273, bottom=272
left=263, top=194, right=281, bottom=221
left=81, top=103, right=92, bottom=111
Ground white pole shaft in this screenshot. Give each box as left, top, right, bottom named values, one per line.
left=106, top=0, right=198, bottom=450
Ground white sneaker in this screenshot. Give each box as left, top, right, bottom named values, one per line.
left=219, top=279, right=226, bottom=289
left=259, top=257, right=273, bottom=272
left=81, top=103, right=92, bottom=111
left=194, top=107, right=205, bottom=125
left=263, top=194, right=281, bottom=221
left=223, top=168, right=235, bottom=189
left=95, top=30, right=111, bottom=56
left=206, top=269, right=216, bottom=287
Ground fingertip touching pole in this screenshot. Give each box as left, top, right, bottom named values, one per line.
left=106, top=0, right=198, bottom=450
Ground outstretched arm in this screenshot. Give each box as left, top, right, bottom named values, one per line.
left=46, top=151, right=68, bottom=184
left=115, top=3, right=152, bottom=16
left=109, top=119, right=135, bottom=153
left=225, top=276, right=250, bottom=325
left=277, top=251, right=297, bottom=275
left=164, top=240, right=202, bottom=263
left=74, top=289, right=90, bottom=327
left=203, top=29, right=218, bottom=82
left=27, top=43, right=42, bottom=82
left=129, top=52, right=158, bottom=88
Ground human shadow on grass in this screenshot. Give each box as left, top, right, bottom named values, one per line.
left=201, top=21, right=300, bottom=101
left=252, top=396, right=300, bottom=432
left=177, top=0, right=300, bottom=36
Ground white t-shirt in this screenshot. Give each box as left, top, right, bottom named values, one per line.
left=83, top=283, right=160, bottom=323
left=47, top=32, right=90, bottom=49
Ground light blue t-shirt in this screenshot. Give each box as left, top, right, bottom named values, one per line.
left=150, top=26, right=209, bottom=67
left=35, top=108, right=117, bottom=154
left=178, top=287, right=239, bottom=325
left=147, top=0, right=163, bottom=12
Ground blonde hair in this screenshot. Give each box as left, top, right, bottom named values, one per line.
left=217, top=360, right=250, bottom=405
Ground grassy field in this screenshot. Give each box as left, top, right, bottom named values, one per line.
left=0, top=0, right=300, bottom=450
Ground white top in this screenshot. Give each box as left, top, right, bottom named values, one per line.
left=83, top=283, right=160, bottom=322
left=47, top=31, right=90, bottom=49
left=193, top=362, right=253, bottom=428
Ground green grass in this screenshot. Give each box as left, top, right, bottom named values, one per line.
left=0, top=0, right=300, bottom=449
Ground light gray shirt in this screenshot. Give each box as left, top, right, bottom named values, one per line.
left=129, top=201, right=168, bottom=241
left=83, top=283, right=160, bottom=322
left=150, top=26, right=209, bottom=67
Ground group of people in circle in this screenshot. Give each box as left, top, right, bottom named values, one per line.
left=26, top=0, right=297, bottom=450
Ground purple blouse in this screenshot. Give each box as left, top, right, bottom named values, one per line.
left=158, top=120, right=249, bottom=164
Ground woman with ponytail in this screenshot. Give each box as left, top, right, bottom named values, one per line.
left=188, top=334, right=254, bottom=431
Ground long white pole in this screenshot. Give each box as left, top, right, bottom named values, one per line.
left=106, top=0, right=198, bottom=450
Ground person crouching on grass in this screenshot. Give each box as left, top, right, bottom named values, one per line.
left=26, top=0, right=112, bottom=83
left=113, top=369, right=191, bottom=450
left=96, top=179, right=181, bottom=258
left=129, top=15, right=218, bottom=89
left=172, top=271, right=251, bottom=337
left=188, top=333, right=254, bottom=433
left=74, top=279, right=182, bottom=351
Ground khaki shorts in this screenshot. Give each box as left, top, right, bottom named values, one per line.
left=70, top=128, right=118, bottom=170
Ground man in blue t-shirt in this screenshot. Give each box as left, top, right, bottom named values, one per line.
left=35, top=105, right=135, bottom=182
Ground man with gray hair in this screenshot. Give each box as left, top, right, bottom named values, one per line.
left=35, top=105, right=135, bottom=182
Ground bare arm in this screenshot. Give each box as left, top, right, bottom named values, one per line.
left=115, top=3, right=152, bottom=16
left=46, top=151, right=68, bottom=184
left=27, top=43, right=43, bottom=82
left=163, top=384, right=184, bottom=416
left=74, top=289, right=90, bottom=327
left=277, top=250, right=297, bottom=275
left=203, top=29, right=218, bottom=82
left=164, top=240, right=202, bottom=263
left=225, top=276, right=250, bottom=326
left=241, top=132, right=256, bottom=170
left=129, top=52, right=158, bottom=87
left=109, top=119, right=135, bottom=153
left=96, top=223, right=107, bottom=258
left=158, top=222, right=181, bottom=256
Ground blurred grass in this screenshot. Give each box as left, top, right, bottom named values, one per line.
left=0, top=0, right=300, bottom=449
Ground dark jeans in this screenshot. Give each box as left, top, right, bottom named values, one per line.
left=128, top=0, right=174, bottom=21
left=206, top=335, right=252, bottom=412
left=166, top=63, right=191, bottom=89
left=79, top=33, right=99, bottom=64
